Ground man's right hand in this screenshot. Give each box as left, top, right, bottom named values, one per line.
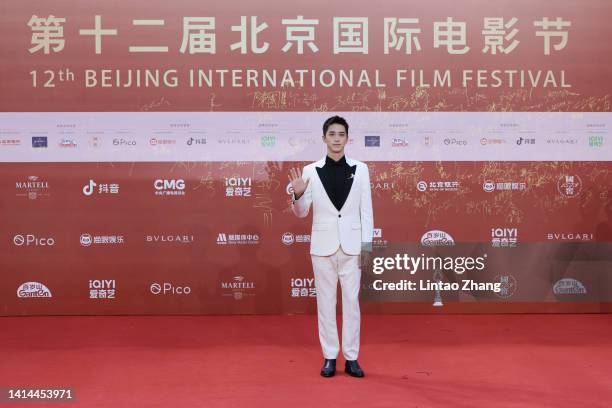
left=288, top=167, right=309, bottom=200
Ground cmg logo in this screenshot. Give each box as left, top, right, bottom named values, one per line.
left=154, top=179, right=185, bottom=190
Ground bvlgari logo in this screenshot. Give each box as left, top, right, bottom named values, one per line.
left=546, top=232, right=593, bottom=241
left=371, top=181, right=395, bottom=190
left=145, top=234, right=195, bottom=244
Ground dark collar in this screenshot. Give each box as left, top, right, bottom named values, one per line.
left=325, top=154, right=347, bottom=166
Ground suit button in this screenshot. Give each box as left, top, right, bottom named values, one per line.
left=338, top=214, right=341, bottom=218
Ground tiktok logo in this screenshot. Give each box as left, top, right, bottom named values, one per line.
left=83, top=180, right=97, bottom=196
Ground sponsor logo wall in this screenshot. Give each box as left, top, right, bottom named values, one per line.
left=1, top=113, right=610, bottom=315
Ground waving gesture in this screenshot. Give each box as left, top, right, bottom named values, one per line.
left=288, top=167, right=309, bottom=199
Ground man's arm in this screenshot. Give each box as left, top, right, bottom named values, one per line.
left=291, top=166, right=312, bottom=218
left=360, top=163, right=374, bottom=252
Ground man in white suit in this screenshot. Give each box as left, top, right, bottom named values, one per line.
left=288, top=115, right=373, bottom=378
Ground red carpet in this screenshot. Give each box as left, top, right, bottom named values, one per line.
left=1, top=314, right=611, bottom=407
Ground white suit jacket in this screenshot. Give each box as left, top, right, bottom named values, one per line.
left=291, top=155, right=373, bottom=256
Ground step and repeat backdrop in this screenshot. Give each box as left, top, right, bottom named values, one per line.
left=1, top=0, right=611, bottom=314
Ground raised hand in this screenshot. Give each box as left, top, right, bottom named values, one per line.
left=288, top=167, right=310, bottom=199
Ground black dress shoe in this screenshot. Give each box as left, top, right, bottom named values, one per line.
left=345, top=360, right=365, bottom=377
left=320, top=358, right=336, bottom=377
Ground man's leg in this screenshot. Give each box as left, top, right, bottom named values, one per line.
left=337, top=247, right=361, bottom=361
left=311, top=249, right=340, bottom=359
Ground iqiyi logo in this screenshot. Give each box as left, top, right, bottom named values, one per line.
left=261, top=135, right=276, bottom=147
left=589, top=135, right=603, bottom=148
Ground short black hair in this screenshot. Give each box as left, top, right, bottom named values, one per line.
left=322, top=115, right=349, bottom=136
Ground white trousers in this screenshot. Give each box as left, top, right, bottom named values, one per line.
left=311, top=246, right=361, bottom=360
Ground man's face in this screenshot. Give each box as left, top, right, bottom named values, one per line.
left=323, top=123, right=348, bottom=154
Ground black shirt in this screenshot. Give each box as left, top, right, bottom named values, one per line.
left=316, top=155, right=357, bottom=211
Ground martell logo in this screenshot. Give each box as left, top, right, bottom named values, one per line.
left=15, top=176, right=50, bottom=199
left=221, top=275, right=255, bottom=300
